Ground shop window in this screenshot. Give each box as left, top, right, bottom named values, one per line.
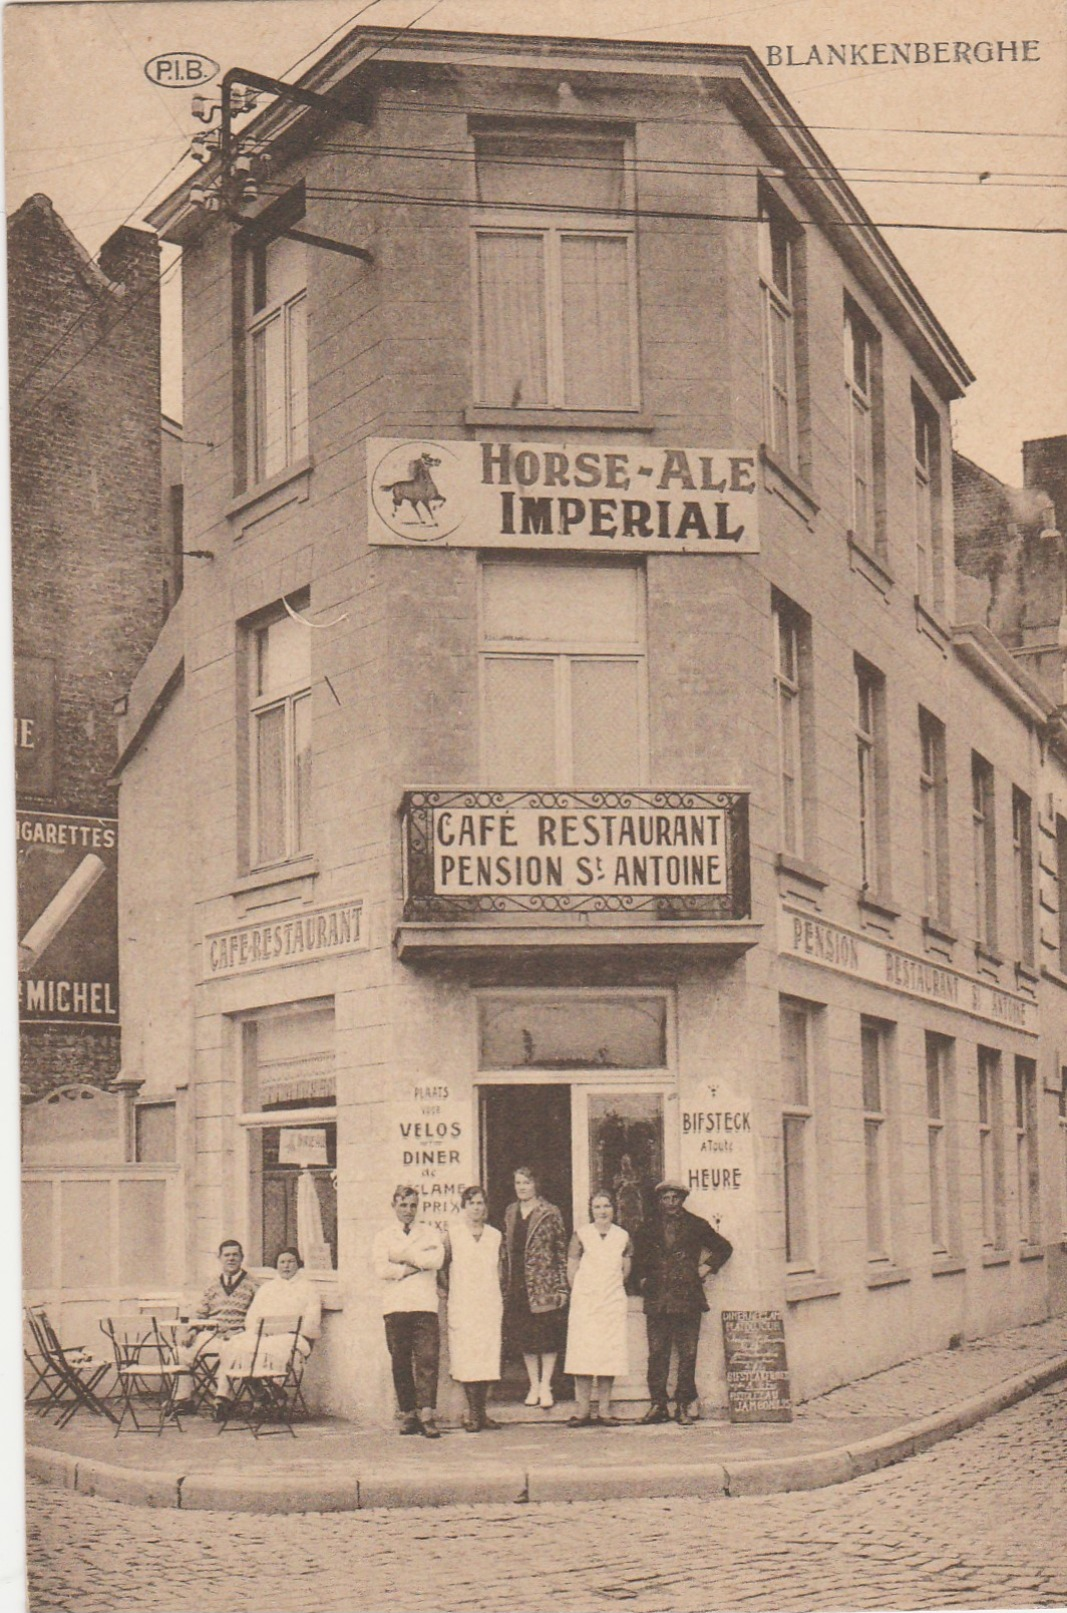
left=925, top=1032, right=957, bottom=1258
left=843, top=298, right=884, bottom=559
left=247, top=607, right=312, bottom=869
left=972, top=754, right=997, bottom=952
left=855, top=657, right=890, bottom=898
left=773, top=592, right=815, bottom=861
left=1014, top=1057, right=1040, bottom=1246
left=241, top=1003, right=336, bottom=1271
left=913, top=388, right=943, bottom=612
left=919, top=708, right=950, bottom=926
left=1012, top=786, right=1035, bottom=967
left=780, top=996, right=821, bottom=1273
left=247, top=229, right=308, bottom=482
left=472, top=126, right=638, bottom=411
left=861, top=1018, right=893, bottom=1263
left=978, top=1046, right=1006, bottom=1251
left=134, top=1102, right=176, bottom=1163
left=480, top=560, right=646, bottom=786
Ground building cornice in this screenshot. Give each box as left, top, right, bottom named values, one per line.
left=951, top=622, right=1057, bottom=728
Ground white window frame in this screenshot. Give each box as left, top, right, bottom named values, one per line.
left=861, top=1018, right=892, bottom=1264
left=247, top=233, right=308, bottom=484
left=972, top=754, right=997, bottom=951
left=759, top=205, right=797, bottom=466
left=925, top=1032, right=954, bottom=1257
left=1012, top=786, right=1035, bottom=967
left=248, top=614, right=312, bottom=871
left=478, top=560, right=648, bottom=787
left=913, top=392, right=941, bottom=609
left=780, top=996, right=819, bottom=1275
left=919, top=709, right=949, bottom=926
left=855, top=660, right=887, bottom=896
left=1014, top=1057, right=1040, bottom=1247
left=978, top=1046, right=1006, bottom=1250
left=470, top=129, right=640, bottom=412
left=774, top=598, right=808, bottom=858
left=844, top=304, right=876, bottom=550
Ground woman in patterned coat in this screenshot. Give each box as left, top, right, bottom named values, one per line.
left=501, top=1165, right=569, bottom=1409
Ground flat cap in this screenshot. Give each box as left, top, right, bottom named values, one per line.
left=654, top=1179, right=689, bottom=1198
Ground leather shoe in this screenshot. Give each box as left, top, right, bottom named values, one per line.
left=419, top=1414, right=441, bottom=1440
left=640, top=1404, right=670, bottom=1424
left=479, top=1415, right=502, bottom=1431
left=398, top=1412, right=420, bottom=1435
left=675, top=1405, right=695, bottom=1427
left=567, top=1413, right=594, bottom=1427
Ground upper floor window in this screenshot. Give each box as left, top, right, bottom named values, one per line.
left=913, top=389, right=943, bottom=611
left=1012, top=786, right=1035, bottom=966
left=972, top=753, right=997, bottom=951
left=249, top=609, right=312, bottom=869
left=855, top=657, right=889, bottom=897
left=773, top=593, right=814, bottom=860
left=919, top=708, right=950, bottom=926
left=472, top=127, right=638, bottom=411
left=248, top=231, right=308, bottom=482
left=758, top=203, right=798, bottom=467
left=480, top=560, right=646, bottom=786
left=844, top=299, right=883, bottom=556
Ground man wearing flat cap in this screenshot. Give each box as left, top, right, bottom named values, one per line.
left=631, top=1179, right=733, bottom=1425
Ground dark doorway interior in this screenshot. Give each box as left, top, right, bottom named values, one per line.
left=479, top=1083, right=573, bottom=1402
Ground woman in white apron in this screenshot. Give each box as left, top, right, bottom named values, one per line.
left=445, top=1185, right=504, bottom=1432
left=564, top=1191, right=632, bottom=1426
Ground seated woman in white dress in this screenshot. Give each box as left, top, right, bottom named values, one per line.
left=213, top=1246, right=322, bottom=1410
left=564, top=1191, right=632, bottom=1427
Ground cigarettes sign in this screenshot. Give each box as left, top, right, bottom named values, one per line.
left=367, top=438, right=760, bottom=553
left=16, top=812, right=118, bottom=1024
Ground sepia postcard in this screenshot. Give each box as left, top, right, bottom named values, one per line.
left=5, top=0, right=1067, bottom=1609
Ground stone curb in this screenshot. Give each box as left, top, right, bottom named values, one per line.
left=25, top=1350, right=1067, bottom=1513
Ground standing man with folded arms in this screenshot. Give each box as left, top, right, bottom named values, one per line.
left=373, top=1185, right=446, bottom=1438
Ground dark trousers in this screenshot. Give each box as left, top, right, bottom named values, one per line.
left=645, top=1310, right=702, bottom=1409
left=384, top=1311, right=440, bottom=1413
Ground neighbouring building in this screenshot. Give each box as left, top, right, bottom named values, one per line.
left=108, top=28, right=1067, bottom=1422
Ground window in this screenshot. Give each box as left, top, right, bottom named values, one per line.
left=1014, top=1058, right=1040, bottom=1246
left=1058, top=1065, right=1067, bottom=1239
left=1057, top=816, right=1067, bottom=974
left=925, top=1033, right=957, bottom=1256
left=759, top=202, right=798, bottom=466
left=913, top=389, right=943, bottom=610
left=247, top=231, right=308, bottom=482
left=919, top=710, right=950, bottom=925
left=1012, top=787, right=1035, bottom=966
left=773, top=593, right=814, bottom=858
left=855, top=658, right=889, bottom=896
left=248, top=610, right=312, bottom=868
left=978, top=1046, right=1006, bottom=1250
left=861, top=1018, right=893, bottom=1263
left=240, top=1003, right=336, bottom=1272
left=972, top=753, right=997, bottom=951
left=480, top=560, right=645, bottom=785
left=780, top=997, right=820, bottom=1271
left=472, top=128, right=637, bottom=411
left=134, top=1102, right=176, bottom=1164
left=844, top=300, right=882, bottom=555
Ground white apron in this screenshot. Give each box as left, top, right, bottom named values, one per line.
left=564, top=1221, right=629, bottom=1378
left=447, top=1221, right=503, bottom=1383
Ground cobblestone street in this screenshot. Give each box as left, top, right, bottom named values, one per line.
left=27, top=1380, right=1067, bottom=1613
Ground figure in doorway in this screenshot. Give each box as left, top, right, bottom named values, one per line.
left=501, top=1165, right=568, bottom=1409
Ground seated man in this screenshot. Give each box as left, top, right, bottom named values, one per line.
left=173, top=1238, right=257, bottom=1411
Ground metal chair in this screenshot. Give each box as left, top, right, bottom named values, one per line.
left=216, top=1314, right=308, bottom=1438
left=26, top=1306, right=117, bottom=1428
left=100, top=1314, right=184, bottom=1436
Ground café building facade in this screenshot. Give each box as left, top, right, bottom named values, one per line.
left=121, top=27, right=1067, bottom=1420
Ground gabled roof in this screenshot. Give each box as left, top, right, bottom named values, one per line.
left=148, top=26, right=974, bottom=398
left=8, top=192, right=122, bottom=300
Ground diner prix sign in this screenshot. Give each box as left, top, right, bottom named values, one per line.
left=367, top=438, right=760, bottom=553
left=401, top=789, right=751, bottom=921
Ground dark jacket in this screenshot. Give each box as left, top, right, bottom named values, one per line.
left=501, top=1199, right=569, bottom=1315
left=632, top=1208, right=733, bottom=1315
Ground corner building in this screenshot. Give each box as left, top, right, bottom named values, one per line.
left=127, top=29, right=1067, bottom=1420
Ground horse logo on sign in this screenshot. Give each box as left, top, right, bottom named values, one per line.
left=370, top=440, right=463, bottom=542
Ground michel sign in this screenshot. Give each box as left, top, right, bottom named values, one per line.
left=144, top=52, right=219, bottom=87
left=367, top=439, right=760, bottom=554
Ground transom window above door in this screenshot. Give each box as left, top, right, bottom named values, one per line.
left=480, top=559, right=647, bottom=787
left=478, top=993, right=669, bottom=1073
left=471, top=126, right=639, bottom=411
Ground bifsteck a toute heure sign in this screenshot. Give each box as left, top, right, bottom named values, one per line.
left=367, top=438, right=760, bottom=553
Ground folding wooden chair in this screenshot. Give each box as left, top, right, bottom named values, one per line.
left=100, top=1314, right=184, bottom=1436
left=26, top=1307, right=117, bottom=1428
left=216, top=1314, right=308, bottom=1439
left=23, top=1308, right=61, bottom=1417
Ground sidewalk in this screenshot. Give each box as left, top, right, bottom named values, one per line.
left=26, top=1314, right=1067, bottom=1514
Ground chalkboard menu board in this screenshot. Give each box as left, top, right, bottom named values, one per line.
left=721, top=1309, right=792, bottom=1422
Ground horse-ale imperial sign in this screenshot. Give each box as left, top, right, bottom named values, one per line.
left=368, top=438, right=760, bottom=553
left=400, top=790, right=751, bottom=922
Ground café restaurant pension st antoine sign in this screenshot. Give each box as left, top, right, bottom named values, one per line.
left=368, top=438, right=760, bottom=553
